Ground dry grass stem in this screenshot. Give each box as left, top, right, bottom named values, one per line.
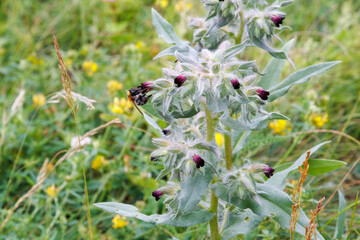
left=305, top=197, right=325, bottom=240
left=289, top=150, right=311, bottom=240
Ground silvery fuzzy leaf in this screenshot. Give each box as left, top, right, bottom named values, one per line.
left=154, top=45, right=196, bottom=59
left=143, top=112, right=163, bottom=134
left=268, top=61, right=341, bottom=102
left=250, top=36, right=294, bottom=68
left=151, top=8, right=184, bottom=45
left=206, top=92, right=228, bottom=114
left=221, top=209, right=263, bottom=240
left=156, top=153, right=177, bottom=180
left=191, top=141, right=221, bottom=159
left=177, top=153, right=215, bottom=214
left=265, top=141, right=330, bottom=189
left=222, top=39, right=250, bottom=62
left=258, top=39, right=294, bottom=89
left=175, top=51, right=202, bottom=68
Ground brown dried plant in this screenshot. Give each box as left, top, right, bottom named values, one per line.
left=305, top=197, right=326, bottom=240
left=289, top=150, right=311, bottom=240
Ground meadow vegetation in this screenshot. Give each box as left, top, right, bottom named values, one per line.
left=0, top=0, right=359, bottom=239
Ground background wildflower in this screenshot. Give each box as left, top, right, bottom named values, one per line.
left=32, top=94, right=46, bottom=107
left=110, top=97, right=133, bottom=114
left=310, top=113, right=328, bottom=128
left=269, top=120, right=291, bottom=135
left=82, top=61, right=98, bottom=77
left=46, top=184, right=60, bottom=198
left=215, top=133, right=224, bottom=147
left=107, top=80, right=123, bottom=94
left=91, top=155, right=106, bottom=171
left=112, top=215, right=129, bottom=229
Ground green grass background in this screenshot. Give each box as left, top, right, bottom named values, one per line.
left=0, top=0, right=359, bottom=239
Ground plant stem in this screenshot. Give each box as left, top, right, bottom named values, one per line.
left=204, top=104, right=219, bottom=240
left=224, top=131, right=233, bottom=170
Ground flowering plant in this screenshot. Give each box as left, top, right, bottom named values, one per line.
left=96, top=1, right=339, bottom=239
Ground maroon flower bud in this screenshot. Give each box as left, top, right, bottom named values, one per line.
left=193, top=155, right=205, bottom=168
left=162, top=129, right=171, bottom=136
left=263, top=166, right=275, bottom=178
left=150, top=156, right=158, bottom=162
left=152, top=190, right=164, bottom=201
left=141, top=82, right=152, bottom=92
left=174, top=75, right=187, bottom=87
left=271, top=15, right=285, bottom=27
left=256, top=89, right=270, bottom=100
left=231, top=78, right=241, bottom=89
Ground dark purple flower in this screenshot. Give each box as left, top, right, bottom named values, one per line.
left=256, top=89, right=270, bottom=100
left=141, top=82, right=152, bottom=92
left=263, top=166, right=275, bottom=178
left=271, top=15, right=285, bottom=27
left=152, top=190, right=164, bottom=201
left=162, top=129, right=171, bottom=136
left=174, top=75, right=187, bottom=87
left=193, top=155, right=205, bottom=168
left=150, top=156, right=158, bottom=162
left=231, top=78, right=240, bottom=89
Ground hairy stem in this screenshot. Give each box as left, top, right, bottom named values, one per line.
left=205, top=104, right=219, bottom=240
left=224, top=131, right=233, bottom=170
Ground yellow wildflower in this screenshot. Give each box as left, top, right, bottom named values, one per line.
left=215, top=133, right=224, bottom=147
left=112, top=215, right=129, bottom=229
left=175, top=1, right=185, bottom=11
left=156, top=0, right=169, bottom=8
left=91, top=155, right=106, bottom=171
left=32, top=93, right=46, bottom=107
left=27, top=55, right=44, bottom=65
left=110, top=97, right=133, bottom=114
left=82, top=61, right=98, bottom=77
left=46, top=184, right=60, bottom=198
left=269, top=119, right=291, bottom=135
left=107, top=80, right=123, bottom=94
left=135, top=41, right=146, bottom=51
left=310, top=113, right=328, bottom=128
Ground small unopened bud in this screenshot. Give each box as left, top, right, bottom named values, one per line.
left=189, top=18, right=205, bottom=29
left=162, top=129, right=171, bottom=136
left=263, top=166, right=275, bottom=178
left=174, top=75, right=187, bottom=87
left=152, top=138, right=170, bottom=147
left=193, top=155, right=205, bottom=168
left=231, top=78, right=241, bottom=89
left=256, top=89, right=270, bottom=100
left=152, top=190, right=164, bottom=201
left=150, top=156, right=158, bottom=162
left=271, top=15, right=285, bottom=27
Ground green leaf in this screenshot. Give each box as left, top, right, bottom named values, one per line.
left=334, top=190, right=346, bottom=239
left=221, top=209, right=263, bottom=240
left=266, top=141, right=330, bottom=189
left=307, top=159, right=347, bottom=176
left=251, top=37, right=291, bottom=63
left=151, top=8, right=183, bottom=45
left=258, top=39, right=294, bottom=89
left=268, top=61, right=341, bottom=102
left=171, top=105, right=199, bottom=118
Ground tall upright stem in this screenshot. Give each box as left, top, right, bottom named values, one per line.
left=224, top=130, right=233, bottom=170
left=205, top=105, right=219, bottom=240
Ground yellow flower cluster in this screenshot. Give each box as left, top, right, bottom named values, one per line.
left=46, top=184, right=60, bottom=198
left=107, top=80, right=123, bottom=94
left=175, top=1, right=193, bottom=12
left=82, top=61, right=98, bottom=77
left=112, top=215, right=129, bottom=229
left=310, top=113, right=328, bottom=128
left=32, top=93, right=46, bottom=107
left=269, top=120, right=291, bottom=135
left=135, top=41, right=146, bottom=51
left=91, top=155, right=106, bottom=171
left=110, top=97, right=133, bottom=114
left=215, top=133, right=224, bottom=147
left=27, top=55, right=44, bottom=65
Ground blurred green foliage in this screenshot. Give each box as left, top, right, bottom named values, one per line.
left=0, top=0, right=359, bottom=239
